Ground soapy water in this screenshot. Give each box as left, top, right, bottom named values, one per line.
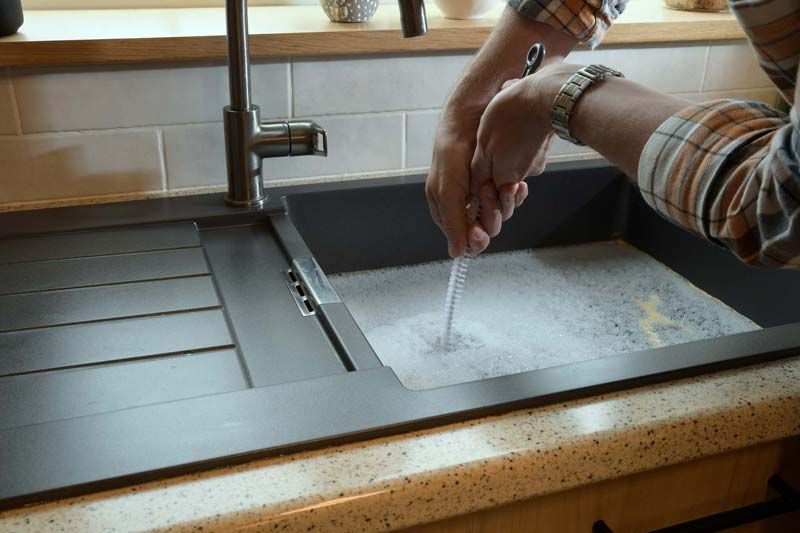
left=330, top=241, right=759, bottom=391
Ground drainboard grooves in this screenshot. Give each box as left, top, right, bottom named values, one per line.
left=0, top=223, right=200, bottom=264
left=0, top=277, right=221, bottom=333
left=0, top=309, right=235, bottom=377
left=0, top=222, right=248, bottom=430
left=0, top=349, right=248, bottom=430
left=0, top=248, right=209, bottom=296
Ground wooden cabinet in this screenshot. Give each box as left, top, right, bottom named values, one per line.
left=404, top=437, right=800, bottom=533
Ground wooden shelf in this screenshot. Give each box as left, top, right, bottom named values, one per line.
left=0, top=1, right=744, bottom=67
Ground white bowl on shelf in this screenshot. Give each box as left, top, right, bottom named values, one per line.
left=433, top=0, right=500, bottom=19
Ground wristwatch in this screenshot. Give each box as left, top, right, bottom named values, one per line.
left=551, top=64, right=624, bottom=146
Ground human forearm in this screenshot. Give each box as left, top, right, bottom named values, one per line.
left=533, top=66, right=800, bottom=268
left=467, top=63, right=691, bottom=255
left=443, top=6, right=578, bottom=125
left=571, top=80, right=689, bottom=179
left=533, top=67, right=690, bottom=179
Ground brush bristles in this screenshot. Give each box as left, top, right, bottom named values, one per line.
left=442, top=254, right=472, bottom=350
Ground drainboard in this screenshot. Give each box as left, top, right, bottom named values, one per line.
left=0, top=222, right=352, bottom=406
left=0, top=160, right=798, bottom=510
left=0, top=223, right=246, bottom=428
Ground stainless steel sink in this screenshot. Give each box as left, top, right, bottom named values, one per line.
left=1, top=160, right=798, bottom=510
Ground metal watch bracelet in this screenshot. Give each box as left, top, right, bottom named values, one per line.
left=551, top=64, right=624, bottom=146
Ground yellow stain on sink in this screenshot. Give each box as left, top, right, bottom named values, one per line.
left=636, top=294, right=679, bottom=348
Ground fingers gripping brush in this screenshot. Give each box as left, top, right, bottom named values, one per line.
left=441, top=42, right=545, bottom=350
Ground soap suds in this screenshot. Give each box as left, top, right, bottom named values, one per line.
left=330, top=241, right=759, bottom=390
left=636, top=294, right=681, bottom=348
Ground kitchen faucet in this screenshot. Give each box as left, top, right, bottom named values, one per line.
left=224, top=0, right=428, bottom=207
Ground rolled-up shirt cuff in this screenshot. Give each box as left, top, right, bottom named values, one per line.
left=506, top=0, right=628, bottom=48
left=637, top=99, right=795, bottom=267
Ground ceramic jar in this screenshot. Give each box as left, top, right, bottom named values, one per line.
left=664, top=0, right=727, bottom=11
left=320, top=0, right=380, bottom=22
left=433, top=0, right=500, bottom=19
left=0, top=0, right=23, bottom=36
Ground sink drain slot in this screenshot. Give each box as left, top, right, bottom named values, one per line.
left=283, top=269, right=316, bottom=316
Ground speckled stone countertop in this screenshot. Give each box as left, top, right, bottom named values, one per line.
left=1, top=356, right=799, bottom=532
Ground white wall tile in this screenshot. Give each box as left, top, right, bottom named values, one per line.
left=250, top=62, right=291, bottom=117
left=0, top=70, right=18, bottom=135
left=164, top=114, right=403, bottom=189
left=570, top=44, right=708, bottom=93
left=406, top=110, right=440, bottom=168
left=4, top=44, right=778, bottom=203
left=292, top=53, right=474, bottom=116
left=0, top=130, right=163, bottom=203
left=163, top=122, right=226, bottom=189
left=703, top=42, right=773, bottom=91
left=13, top=61, right=288, bottom=133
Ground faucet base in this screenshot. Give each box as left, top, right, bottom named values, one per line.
left=224, top=194, right=267, bottom=208
left=224, top=105, right=328, bottom=208
left=224, top=106, right=266, bottom=208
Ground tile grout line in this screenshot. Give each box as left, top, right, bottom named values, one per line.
left=6, top=68, right=23, bottom=136
left=5, top=109, right=441, bottom=138
left=699, top=44, right=711, bottom=92
left=401, top=113, right=407, bottom=169
left=3, top=124, right=213, bottom=140
left=0, top=188, right=184, bottom=213
left=287, top=61, right=294, bottom=118
left=156, top=128, right=168, bottom=192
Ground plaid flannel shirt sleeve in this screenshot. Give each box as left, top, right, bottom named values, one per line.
left=637, top=100, right=800, bottom=269
left=506, top=0, right=628, bottom=47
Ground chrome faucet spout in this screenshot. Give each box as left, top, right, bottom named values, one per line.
left=223, top=0, right=328, bottom=207
left=226, top=0, right=252, bottom=111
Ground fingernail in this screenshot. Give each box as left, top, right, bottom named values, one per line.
left=490, top=209, right=502, bottom=237
left=448, top=242, right=459, bottom=258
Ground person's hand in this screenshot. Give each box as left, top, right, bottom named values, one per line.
left=426, top=105, right=532, bottom=259
left=425, top=109, right=492, bottom=259
left=469, top=63, right=582, bottom=253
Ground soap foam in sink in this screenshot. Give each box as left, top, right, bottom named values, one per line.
left=330, top=241, right=759, bottom=391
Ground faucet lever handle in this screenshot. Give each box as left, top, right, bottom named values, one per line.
left=288, top=120, right=328, bottom=157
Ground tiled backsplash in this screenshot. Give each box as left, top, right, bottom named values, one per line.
left=0, top=41, right=781, bottom=208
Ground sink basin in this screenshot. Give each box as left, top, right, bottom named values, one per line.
left=1, top=160, right=798, bottom=509
left=327, top=242, right=761, bottom=390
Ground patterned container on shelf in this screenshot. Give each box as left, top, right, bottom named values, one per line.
left=320, top=0, right=380, bottom=22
